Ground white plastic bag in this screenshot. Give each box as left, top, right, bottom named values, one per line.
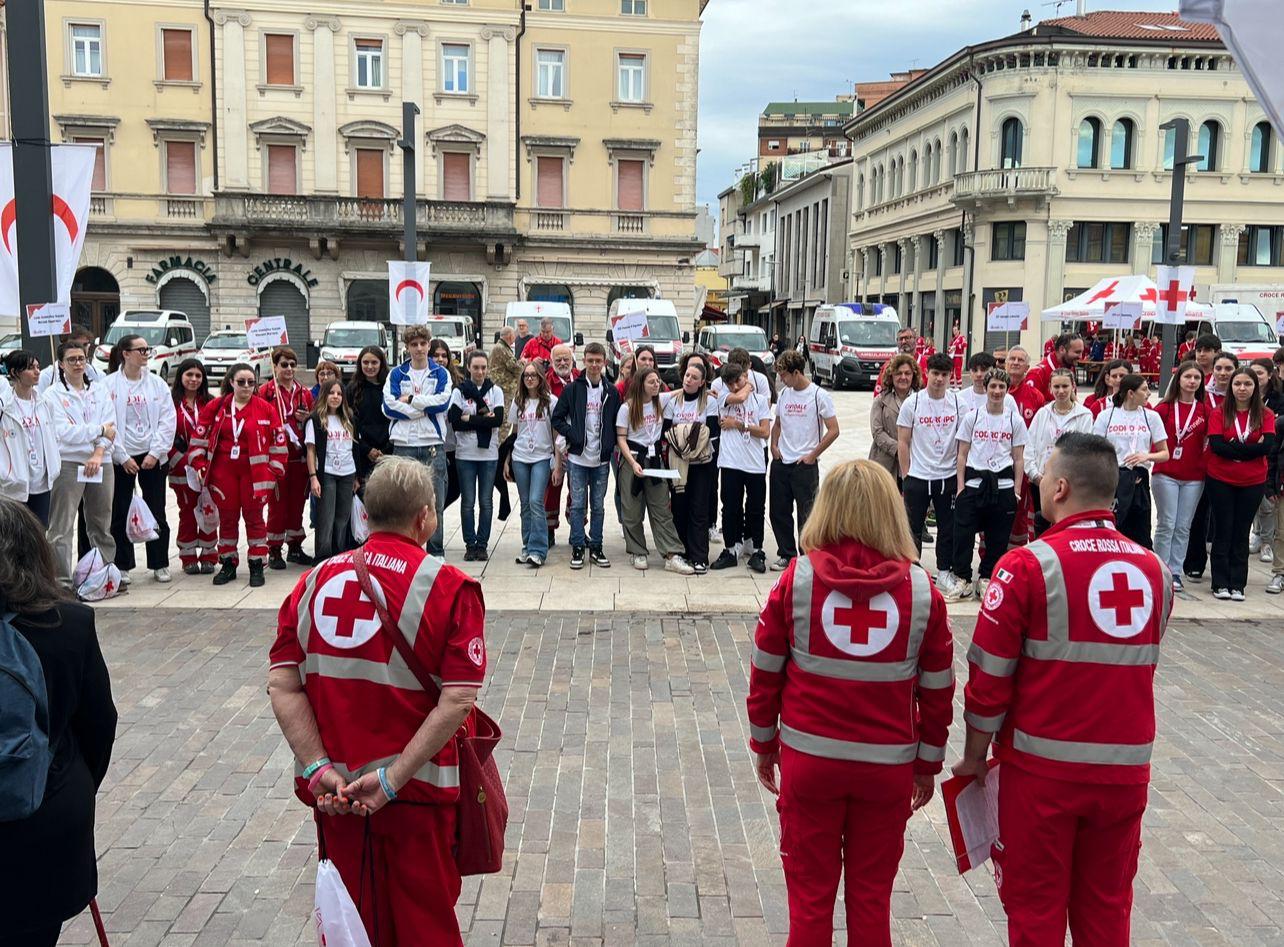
left=194, top=487, right=220, bottom=534
left=313, top=859, right=371, bottom=947
left=73, top=549, right=123, bottom=602
left=125, top=494, right=159, bottom=543
left=350, top=495, right=370, bottom=544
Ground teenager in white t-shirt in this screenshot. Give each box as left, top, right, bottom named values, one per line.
left=768, top=349, right=839, bottom=570
left=958, top=350, right=1019, bottom=416
left=448, top=350, right=506, bottom=561
left=663, top=358, right=719, bottom=572
left=945, top=368, right=1028, bottom=602
left=305, top=380, right=359, bottom=560
left=710, top=362, right=771, bottom=573
left=896, top=352, right=963, bottom=589
left=1092, top=373, right=1169, bottom=548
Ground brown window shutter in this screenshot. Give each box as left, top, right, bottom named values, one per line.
left=162, top=29, right=193, bottom=81
left=442, top=153, right=471, bottom=202
left=356, top=149, right=384, bottom=198
left=76, top=138, right=107, bottom=191
left=265, top=34, right=294, bottom=86
left=617, top=159, right=644, bottom=211
left=536, top=156, right=563, bottom=208
left=267, top=144, right=297, bottom=194
left=166, top=141, right=197, bottom=194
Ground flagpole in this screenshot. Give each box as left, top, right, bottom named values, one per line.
left=1159, top=118, right=1199, bottom=389
left=397, top=100, right=420, bottom=363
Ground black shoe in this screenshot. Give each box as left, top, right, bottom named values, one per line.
left=199, top=561, right=217, bottom=575
left=268, top=550, right=287, bottom=571
left=547, top=527, right=557, bottom=548
left=570, top=546, right=586, bottom=570
left=249, top=560, right=265, bottom=588
left=286, top=546, right=315, bottom=566
left=474, top=546, right=489, bottom=562
left=589, top=547, right=611, bottom=568
left=182, top=562, right=201, bottom=576
left=463, top=546, right=477, bottom=562
left=710, top=549, right=738, bottom=570
left=212, top=559, right=237, bottom=586
left=1184, top=569, right=1204, bottom=581
left=922, top=532, right=934, bottom=545
left=748, top=551, right=767, bottom=574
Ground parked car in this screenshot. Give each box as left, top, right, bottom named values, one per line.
left=424, top=314, right=479, bottom=357
left=605, top=298, right=688, bottom=384
left=502, top=301, right=582, bottom=351
left=0, top=332, right=22, bottom=362
left=316, top=321, right=391, bottom=377
left=806, top=302, right=902, bottom=389
left=692, top=323, right=776, bottom=378
left=198, top=328, right=273, bottom=387
left=1191, top=303, right=1279, bottom=362
left=93, top=310, right=198, bottom=380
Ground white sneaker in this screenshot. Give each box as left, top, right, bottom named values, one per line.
left=708, top=527, right=722, bottom=546
left=936, top=570, right=959, bottom=594
left=154, top=568, right=172, bottom=584
left=1230, top=589, right=1245, bottom=602
left=665, top=555, right=695, bottom=576
left=119, top=572, right=132, bottom=588
left=943, top=580, right=975, bottom=603
left=632, top=554, right=649, bottom=571
left=1262, top=546, right=1275, bottom=564
left=1267, top=575, right=1284, bottom=594
left=1213, top=588, right=1232, bottom=600
left=1249, top=534, right=1262, bottom=554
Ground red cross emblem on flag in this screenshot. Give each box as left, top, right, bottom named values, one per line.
left=820, top=589, right=899, bottom=657
left=1153, top=265, right=1195, bottom=325
left=1087, top=562, right=1153, bottom=639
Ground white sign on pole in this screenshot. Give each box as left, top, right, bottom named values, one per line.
left=245, top=315, right=288, bottom=350
left=1275, top=312, right=1284, bottom=336
left=0, top=143, right=97, bottom=317
left=1103, top=301, right=1143, bottom=331
left=1153, top=265, right=1196, bottom=325
left=388, top=261, right=431, bottom=326
left=986, top=301, right=1029, bottom=333
left=25, top=301, right=71, bottom=338
left=609, top=309, right=651, bottom=354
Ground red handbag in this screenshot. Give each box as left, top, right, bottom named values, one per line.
left=351, top=550, right=508, bottom=875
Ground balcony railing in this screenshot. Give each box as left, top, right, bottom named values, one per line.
left=951, top=167, right=1057, bottom=206
left=165, top=196, right=203, bottom=219
left=615, top=213, right=646, bottom=235
left=212, top=192, right=517, bottom=234
left=734, top=232, right=761, bottom=248
left=732, top=275, right=770, bottom=292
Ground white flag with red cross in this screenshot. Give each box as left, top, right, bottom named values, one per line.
left=1153, top=265, right=1196, bottom=326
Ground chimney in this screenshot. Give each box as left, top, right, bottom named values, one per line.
left=1076, top=0, right=1087, bottom=14
left=1020, top=9, right=1032, bottom=30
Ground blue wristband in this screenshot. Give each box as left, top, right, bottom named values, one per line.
left=302, top=757, right=330, bottom=779
left=377, top=766, right=398, bottom=802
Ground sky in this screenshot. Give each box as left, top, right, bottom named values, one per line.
left=696, top=0, right=1185, bottom=214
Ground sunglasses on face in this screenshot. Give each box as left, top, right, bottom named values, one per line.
left=278, top=361, right=297, bottom=369
left=128, top=346, right=151, bottom=355
left=234, top=378, right=256, bottom=387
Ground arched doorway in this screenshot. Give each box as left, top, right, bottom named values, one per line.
left=258, top=277, right=311, bottom=366
left=527, top=283, right=573, bottom=307
left=433, top=281, right=481, bottom=338
left=71, top=267, right=120, bottom=340
left=158, top=275, right=211, bottom=344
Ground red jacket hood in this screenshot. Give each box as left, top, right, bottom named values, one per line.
left=806, top=539, right=911, bottom=599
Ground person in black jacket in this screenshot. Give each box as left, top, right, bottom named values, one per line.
left=345, top=345, right=391, bottom=484
left=551, top=342, right=621, bottom=568
left=0, top=499, right=116, bottom=946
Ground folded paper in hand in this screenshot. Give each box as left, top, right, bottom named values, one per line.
left=942, top=761, right=1001, bottom=874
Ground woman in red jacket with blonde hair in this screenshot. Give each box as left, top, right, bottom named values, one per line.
left=747, top=458, right=954, bottom=947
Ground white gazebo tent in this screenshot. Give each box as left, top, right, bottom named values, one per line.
left=1040, top=275, right=1212, bottom=323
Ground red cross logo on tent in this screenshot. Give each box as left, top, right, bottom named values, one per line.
left=1086, top=280, right=1120, bottom=304
left=313, top=570, right=384, bottom=648
left=820, top=589, right=899, bottom=657
left=1087, top=561, right=1153, bottom=639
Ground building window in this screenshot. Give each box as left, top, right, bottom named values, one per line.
left=72, top=137, right=108, bottom=191
left=538, top=0, right=565, bottom=8
left=959, top=127, right=969, bottom=172
left=1238, top=226, right=1283, bottom=267
left=951, top=228, right=965, bottom=267
left=264, top=33, right=295, bottom=86
left=1162, top=126, right=1176, bottom=170
left=442, top=152, right=471, bottom=201
left=1077, top=117, right=1101, bottom=169
left=1251, top=121, right=1273, bottom=173
left=932, top=138, right=942, bottom=182
left=1197, top=120, right=1220, bottom=171
left=1000, top=117, right=1023, bottom=169
left=354, top=39, right=384, bottom=89
left=617, top=53, right=646, bottom=103
left=621, top=0, right=647, bottom=13
left=1065, top=222, right=1131, bottom=264
left=164, top=140, right=197, bottom=194
left=926, top=235, right=938, bottom=270
left=71, top=24, right=104, bottom=77
left=536, top=49, right=565, bottom=98
left=1151, top=224, right=1215, bottom=266
left=948, top=131, right=959, bottom=177
left=891, top=242, right=902, bottom=275
left=856, top=173, right=864, bottom=211
left=161, top=28, right=194, bottom=82
left=616, top=158, right=645, bottom=211
left=442, top=44, right=470, bottom=94
left=992, top=222, right=1026, bottom=261
left=908, top=150, right=918, bottom=191
left=536, top=155, right=565, bottom=207
left=266, top=144, right=297, bottom=195
left=1110, top=118, right=1134, bottom=170
left=767, top=140, right=781, bottom=151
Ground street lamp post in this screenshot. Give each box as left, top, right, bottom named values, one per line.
left=1159, top=118, right=1203, bottom=385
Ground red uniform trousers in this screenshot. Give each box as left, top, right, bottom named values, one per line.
left=994, top=765, right=1147, bottom=947
left=952, top=355, right=965, bottom=386
left=208, top=452, right=268, bottom=564
left=544, top=476, right=572, bottom=532
left=1009, top=489, right=1035, bottom=546
left=171, top=482, right=218, bottom=566
left=267, top=452, right=309, bottom=552
left=319, top=803, right=462, bottom=946
left=778, top=746, right=913, bottom=947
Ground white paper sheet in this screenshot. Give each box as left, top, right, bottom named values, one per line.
left=954, top=763, right=1001, bottom=870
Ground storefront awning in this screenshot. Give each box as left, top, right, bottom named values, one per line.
left=701, top=304, right=728, bottom=323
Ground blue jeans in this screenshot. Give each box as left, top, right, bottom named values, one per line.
left=568, top=461, right=610, bottom=549
left=393, top=443, right=448, bottom=556
left=457, top=458, right=498, bottom=548
left=512, top=458, right=552, bottom=558
left=1151, top=473, right=1204, bottom=576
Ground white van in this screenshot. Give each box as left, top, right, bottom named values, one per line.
left=93, top=310, right=198, bottom=380
left=806, top=302, right=901, bottom=389
left=424, top=315, right=479, bottom=357
left=1192, top=302, right=1280, bottom=362
left=502, top=301, right=581, bottom=349
left=317, top=321, right=391, bottom=377
left=605, top=298, right=688, bottom=384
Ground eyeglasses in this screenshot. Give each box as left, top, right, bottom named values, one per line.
left=522, top=373, right=541, bottom=380
left=234, top=378, right=256, bottom=387
left=64, top=356, right=87, bottom=364
left=278, top=361, right=297, bottom=369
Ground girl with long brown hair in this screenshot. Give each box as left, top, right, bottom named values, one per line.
left=505, top=362, right=561, bottom=567
left=305, top=379, right=359, bottom=560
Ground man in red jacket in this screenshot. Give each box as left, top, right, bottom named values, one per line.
left=1004, top=346, right=1047, bottom=547
left=954, top=432, right=1172, bottom=947
left=1023, top=333, right=1085, bottom=402
left=520, top=317, right=563, bottom=368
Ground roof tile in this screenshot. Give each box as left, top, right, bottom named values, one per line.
left=1042, top=10, right=1221, bottom=42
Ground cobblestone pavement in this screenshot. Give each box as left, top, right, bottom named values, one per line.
left=55, top=607, right=1284, bottom=946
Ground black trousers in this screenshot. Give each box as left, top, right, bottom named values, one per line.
left=25, top=491, right=51, bottom=528
left=110, top=455, right=171, bottom=571
left=903, top=476, right=955, bottom=574
left=673, top=460, right=715, bottom=566
left=706, top=439, right=721, bottom=528
left=720, top=467, right=766, bottom=550
left=1114, top=466, right=1153, bottom=550
left=1205, top=477, right=1265, bottom=592
left=953, top=485, right=1017, bottom=582
left=1029, top=482, right=1052, bottom=537
left=769, top=459, right=820, bottom=559
left=1183, top=488, right=1213, bottom=574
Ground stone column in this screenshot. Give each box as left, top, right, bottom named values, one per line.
left=959, top=214, right=976, bottom=345
left=858, top=248, right=870, bottom=302
left=481, top=26, right=515, bottom=200
left=911, top=234, right=926, bottom=334
left=897, top=237, right=910, bottom=320
left=1132, top=220, right=1158, bottom=273
left=1217, top=223, right=1245, bottom=283
left=933, top=229, right=947, bottom=338
left=307, top=17, right=340, bottom=194
left=877, top=244, right=888, bottom=303
left=215, top=11, right=252, bottom=189
left=1044, top=218, right=1073, bottom=339
left=395, top=22, right=428, bottom=197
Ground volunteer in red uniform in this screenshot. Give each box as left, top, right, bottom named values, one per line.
left=1176, top=331, right=1196, bottom=364
left=268, top=455, right=487, bottom=946
left=168, top=358, right=217, bottom=574
left=1023, top=333, right=1085, bottom=402
left=260, top=346, right=315, bottom=568
left=954, top=431, right=1172, bottom=947
left=1042, top=336, right=1056, bottom=359
left=748, top=459, right=953, bottom=947
left=521, top=317, right=563, bottom=368
left=1004, top=347, right=1045, bottom=546
left=948, top=324, right=967, bottom=386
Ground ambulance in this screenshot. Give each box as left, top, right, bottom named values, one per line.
left=502, top=301, right=581, bottom=349
left=605, top=298, right=687, bottom=384
left=806, top=302, right=901, bottom=389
